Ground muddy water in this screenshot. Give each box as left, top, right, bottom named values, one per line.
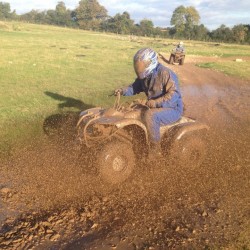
left=0, top=79, right=250, bottom=249
left=183, top=80, right=250, bottom=227
left=182, top=81, right=250, bottom=171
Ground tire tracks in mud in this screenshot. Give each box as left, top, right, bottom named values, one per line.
left=1, top=142, right=249, bottom=249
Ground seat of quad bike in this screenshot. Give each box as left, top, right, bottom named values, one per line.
left=124, top=110, right=142, bottom=120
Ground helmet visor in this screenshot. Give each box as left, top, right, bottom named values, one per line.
left=134, top=60, right=150, bottom=79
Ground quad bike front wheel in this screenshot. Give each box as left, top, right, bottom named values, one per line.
left=170, top=136, right=207, bottom=169
left=97, top=140, right=135, bottom=185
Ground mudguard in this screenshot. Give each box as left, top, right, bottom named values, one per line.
left=171, top=122, right=209, bottom=141
left=79, top=107, right=102, bottom=117
left=99, top=117, right=149, bottom=144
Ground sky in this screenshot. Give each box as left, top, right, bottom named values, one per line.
left=5, top=0, right=250, bottom=30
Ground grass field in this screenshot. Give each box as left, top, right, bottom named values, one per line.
left=196, top=60, right=250, bottom=79
left=0, top=21, right=250, bottom=150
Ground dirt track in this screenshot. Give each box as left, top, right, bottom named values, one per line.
left=0, top=55, right=250, bottom=249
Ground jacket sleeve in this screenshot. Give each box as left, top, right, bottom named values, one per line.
left=154, top=73, right=181, bottom=108
left=122, top=78, right=143, bottom=96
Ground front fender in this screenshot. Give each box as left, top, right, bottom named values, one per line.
left=79, top=107, right=102, bottom=117
left=114, top=118, right=149, bottom=144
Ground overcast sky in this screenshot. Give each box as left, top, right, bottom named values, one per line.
left=6, top=0, right=250, bottom=30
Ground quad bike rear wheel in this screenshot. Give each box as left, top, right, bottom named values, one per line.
left=179, top=56, right=185, bottom=65
left=170, top=136, right=207, bottom=169
left=97, top=140, right=135, bottom=185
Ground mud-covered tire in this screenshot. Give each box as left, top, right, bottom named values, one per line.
left=97, top=140, right=135, bottom=185
left=170, top=136, right=207, bottom=169
left=169, top=55, right=174, bottom=64
left=179, top=56, right=185, bottom=65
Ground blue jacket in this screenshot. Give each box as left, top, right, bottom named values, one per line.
left=122, top=63, right=183, bottom=110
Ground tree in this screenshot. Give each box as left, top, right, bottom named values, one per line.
left=138, top=19, right=154, bottom=36
left=244, top=25, right=250, bottom=43
left=20, top=10, right=47, bottom=23
left=211, top=24, right=234, bottom=42
left=101, top=11, right=134, bottom=34
left=54, top=1, right=72, bottom=26
left=45, top=10, right=56, bottom=24
left=185, top=7, right=200, bottom=26
left=74, top=0, right=107, bottom=30
left=0, top=2, right=13, bottom=19
left=191, top=24, right=209, bottom=41
left=170, top=5, right=186, bottom=35
left=170, top=5, right=200, bottom=38
left=232, top=24, right=248, bottom=43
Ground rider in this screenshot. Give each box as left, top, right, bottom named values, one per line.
left=114, top=48, right=183, bottom=158
left=175, top=41, right=185, bottom=53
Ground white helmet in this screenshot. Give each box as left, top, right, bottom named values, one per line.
left=133, top=48, right=158, bottom=79
left=179, top=41, right=184, bottom=45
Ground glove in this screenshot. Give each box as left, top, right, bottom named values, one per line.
left=114, top=88, right=123, bottom=96
left=146, top=99, right=157, bottom=108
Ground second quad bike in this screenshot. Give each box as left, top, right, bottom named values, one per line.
left=77, top=93, right=209, bottom=185
left=169, top=49, right=185, bottom=65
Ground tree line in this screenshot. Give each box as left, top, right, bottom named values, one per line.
left=1, top=0, right=249, bottom=44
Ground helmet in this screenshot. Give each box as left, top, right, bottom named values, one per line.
left=179, top=41, right=184, bottom=45
left=133, top=48, right=158, bottom=79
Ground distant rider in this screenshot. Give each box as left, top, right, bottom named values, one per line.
left=175, top=41, right=185, bottom=53
left=114, top=48, right=183, bottom=159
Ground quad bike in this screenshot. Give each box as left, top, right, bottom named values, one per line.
left=169, top=49, right=185, bottom=65
left=76, top=93, right=209, bottom=185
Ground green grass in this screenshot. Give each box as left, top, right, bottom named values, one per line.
left=180, top=41, right=250, bottom=57
left=0, top=22, right=138, bottom=147
left=0, top=21, right=250, bottom=149
left=196, top=60, right=250, bottom=80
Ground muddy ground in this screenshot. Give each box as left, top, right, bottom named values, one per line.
left=0, top=55, right=250, bottom=249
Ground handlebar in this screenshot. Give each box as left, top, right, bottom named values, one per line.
left=110, top=90, right=150, bottom=111
left=113, top=91, right=121, bottom=110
